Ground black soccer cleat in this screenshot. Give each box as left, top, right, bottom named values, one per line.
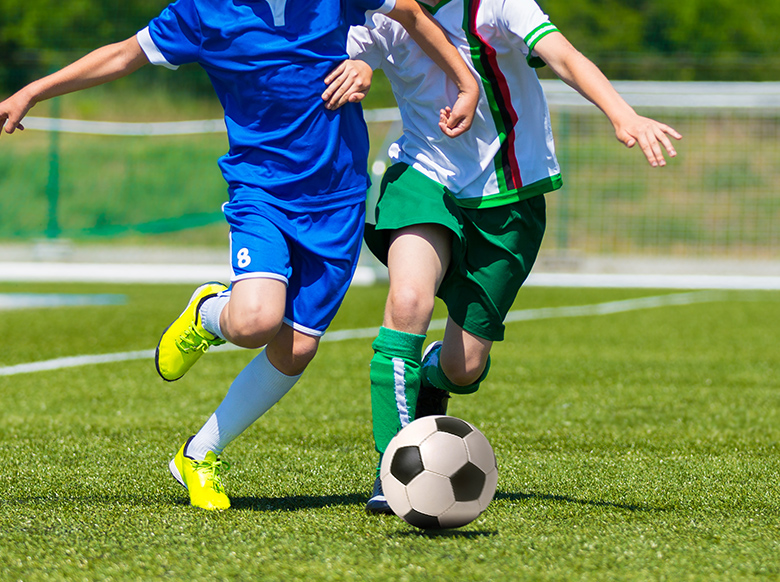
left=417, top=341, right=451, bottom=418
left=416, top=383, right=450, bottom=418
left=365, top=477, right=393, bottom=515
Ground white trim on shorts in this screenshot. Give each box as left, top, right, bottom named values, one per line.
left=230, top=272, right=289, bottom=285
left=283, top=318, right=325, bottom=338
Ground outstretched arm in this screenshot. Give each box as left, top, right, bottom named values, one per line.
left=1, top=37, right=148, bottom=135
left=385, top=0, right=479, bottom=137
left=534, top=32, right=682, bottom=167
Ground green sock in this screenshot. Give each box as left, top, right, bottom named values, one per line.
left=423, top=349, right=491, bottom=395
left=370, top=326, right=426, bottom=456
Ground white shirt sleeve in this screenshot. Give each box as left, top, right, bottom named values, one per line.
left=373, top=0, right=396, bottom=15
left=499, top=0, right=558, bottom=66
left=136, top=27, right=179, bottom=70
left=347, top=25, right=385, bottom=70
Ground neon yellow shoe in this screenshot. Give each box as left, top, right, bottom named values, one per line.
left=169, top=440, right=231, bottom=510
left=155, top=282, right=228, bottom=382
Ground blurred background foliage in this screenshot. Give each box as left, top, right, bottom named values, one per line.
left=538, top=0, right=780, bottom=81
left=1, top=0, right=780, bottom=96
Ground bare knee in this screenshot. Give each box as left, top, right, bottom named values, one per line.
left=224, top=308, right=283, bottom=349
left=385, top=285, right=435, bottom=333
left=222, top=277, right=286, bottom=349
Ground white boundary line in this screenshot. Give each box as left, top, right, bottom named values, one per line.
left=2, top=262, right=780, bottom=289
left=0, top=290, right=725, bottom=378
left=0, top=263, right=379, bottom=285
left=526, top=272, right=780, bottom=291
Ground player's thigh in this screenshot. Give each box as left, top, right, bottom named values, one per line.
left=388, top=223, right=452, bottom=286
left=365, top=163, right=463, bottom=267
left=385, top=224, right=452, bottom=333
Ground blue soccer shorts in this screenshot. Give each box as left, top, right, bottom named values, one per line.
left=223, top=196, right=366, bottom=337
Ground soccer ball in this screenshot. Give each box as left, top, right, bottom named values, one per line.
left=380, top=415, right=498, bottom=529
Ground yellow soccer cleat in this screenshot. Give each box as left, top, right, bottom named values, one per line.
left=155, top=282, right=228, bottom=382
left=169, top=440, right=231, bottom=511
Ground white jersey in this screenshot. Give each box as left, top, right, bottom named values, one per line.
left=348, top=0, right=562, bottom=208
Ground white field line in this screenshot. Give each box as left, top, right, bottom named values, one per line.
left=0, top=290, right=723, bottom=378
left=3, top=263, right=780, bottom=289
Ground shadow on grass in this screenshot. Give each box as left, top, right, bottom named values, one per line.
left=392, top=528, right=498, bottom=539
left=6, top=489, right=666, bottom=515
left=496, top=490, right=667, bottom=512
left=230, top=493, right=366, bottom=512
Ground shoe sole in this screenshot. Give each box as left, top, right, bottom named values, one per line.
left=169, top=457, right=187, bottom=490
left=154, top=282, right=225, bottom=382
left=365, top=497, right=394, bottom=515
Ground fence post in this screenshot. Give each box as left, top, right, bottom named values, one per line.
left=45, top=96, right=61, bottom=239
left=556, top=109, right=570, bottom=252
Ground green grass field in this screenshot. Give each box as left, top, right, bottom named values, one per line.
left=1, top=282, right=778, bottom=580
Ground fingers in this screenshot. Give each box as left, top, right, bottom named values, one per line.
left=437, top=106, right=463, bottom=138
left=655, top=126, right=679, bottom=160
left=621, top=119, right=682, bottom=168
left=322, top=62, right=351, bottom=110
left=438, top=101, right=475, bottom=139
left=1, top=95, right=29, bottom=134
left=322, top=62, right=371, bottom=110
left=1, top=115, right=24, bottom=134
left=630, top=130, right=662, bottom=167
left=323, top=61, right=347, bottom=86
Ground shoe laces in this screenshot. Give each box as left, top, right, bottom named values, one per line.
left=176, top=325, right=220, bottom=353
left=191, top=456, right=231, bottom=494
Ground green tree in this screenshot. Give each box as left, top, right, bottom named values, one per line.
left=0, top=0, right=162, bottom=89
left=540, top=0, right=780, bottom=79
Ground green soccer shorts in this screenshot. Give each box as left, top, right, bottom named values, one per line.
left=364, top=163, right=546, bottom=342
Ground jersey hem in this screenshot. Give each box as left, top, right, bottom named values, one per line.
left=452, top=174, right=562, bottom=209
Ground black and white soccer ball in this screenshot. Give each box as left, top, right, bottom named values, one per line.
left=380, top=415, right=498, bottom=529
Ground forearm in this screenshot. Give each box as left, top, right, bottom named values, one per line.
left=23, top=37, right=148, bottom=105
left=539, top=34, right=634, bottom=128
left=389, top=5, right=477, bottom=97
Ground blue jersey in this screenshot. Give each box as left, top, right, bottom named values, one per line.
left=137, top=0, right=395, bottom=209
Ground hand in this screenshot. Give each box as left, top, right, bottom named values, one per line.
left=438, top=88, right=478, bottom=138
left=0, top=90, right=32, bottom=135
left=614, top=114, right=682, bottom=167
left=322, top=60, right=374, bottom=110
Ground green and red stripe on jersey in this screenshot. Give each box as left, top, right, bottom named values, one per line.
left=462, top=0, right=558, bottom=193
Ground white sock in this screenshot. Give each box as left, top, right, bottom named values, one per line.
left=185, top=349, right=301, bottom=460
left=199, top=292, right=231, bottom=340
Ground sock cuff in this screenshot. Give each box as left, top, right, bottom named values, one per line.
left=372, top=326, right=426, bottom=360
left=200, top=294, right=230, bottom=340
left=255, top=348, right=303, bottom=383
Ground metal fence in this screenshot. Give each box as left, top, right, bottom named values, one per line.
left=4, top=81, right=779, bottom=263
left=367, top=81, right=780, bottom=262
